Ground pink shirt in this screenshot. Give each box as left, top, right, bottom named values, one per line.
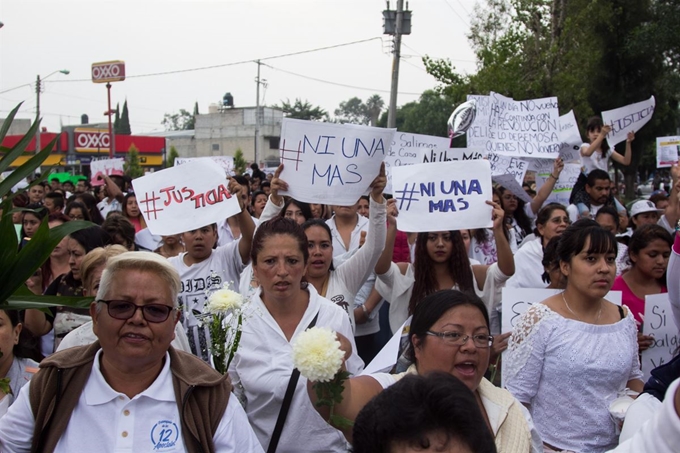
left=611, top=276, right=667, bottom=327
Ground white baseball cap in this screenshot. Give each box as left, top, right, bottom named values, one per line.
left=630, top=200, right=663, bottom=217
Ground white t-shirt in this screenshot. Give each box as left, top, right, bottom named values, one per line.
left=581, top=143, right=610, bottom=174
left=0, top=350, right=263, bottom=453
left=326, top=213, right=369, bottom=257
left=567, top=202, right=604, bottom=222
left=97, top=197, right=121, bottom=218
left=229, top=286, right=363, bottom=452
left=505, top=238, right=546, bottom=290
left=168, top=240, right=246, bottom=360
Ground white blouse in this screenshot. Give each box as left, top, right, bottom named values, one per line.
left=505, top=303, right=643, bottom=453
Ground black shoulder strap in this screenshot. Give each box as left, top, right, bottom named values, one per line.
left=267, top=311, right=319, bottom=453
left=618, top=305, right=625, bottom=320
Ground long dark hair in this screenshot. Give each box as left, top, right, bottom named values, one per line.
left=628, top=224, right=672, bottom=283
left=556, top=219, right=617, bottom=276
left=279, top=198, right=313, bottom=223
left=586, top=116, right=610, bottom=157
left=301, top=219, right=335, bottom=271
left=409, top=231, right=474, bottom=316
left=74, top=192, right=105, bottom=225
left=498, top=186, right=532, bottom=237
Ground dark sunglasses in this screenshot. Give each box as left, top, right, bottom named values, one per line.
left=97, top=299, right=176, bottom=323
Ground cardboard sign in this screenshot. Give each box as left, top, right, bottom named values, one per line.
left=466, top=94, right=492, bottom=149
left=533, top=161, right=581, bottom=206
left=656, top=136, right=680, bottom=168
left=131, top=159, right=241, bottom=236
left=501, top=288, right=622, bottom=335
left=384, top=132, right=450, bottom=194
left=641, top=294, right=679, bottom=380
left=278, top=119, right=395, bottom=204
left=558, top=110, right=583, bottom=162
left=417, top=147, right=485, bottom=163
left=486, top=92, right=561, bottom=157
left=602, top=96, right=656, bottom=146
left=391, top=159, right=493, bottom=232
left=175, top=156, right=235, bottom=175
left=90, top=158, right=124, bottom=186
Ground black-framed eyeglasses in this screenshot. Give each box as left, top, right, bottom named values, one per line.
left=97, top=299, right=176, bottom=323
left=426, top=330, right=493, bottom=348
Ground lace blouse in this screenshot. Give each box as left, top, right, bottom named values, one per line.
left=505, top=304, right=643, bottom=453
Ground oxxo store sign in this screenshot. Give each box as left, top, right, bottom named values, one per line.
left=91, top=60, right=126, bottom=83
left=74, top=129, right=111, bottom=153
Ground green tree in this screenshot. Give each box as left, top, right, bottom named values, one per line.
left=334, top=95, right=385, bottom=125
left=124, top=144, right=144, bottom=178
left=162, top=109, right=194, bottom=131
left=119, top=100, right=131, bottom=135
left=167, top=145, right=179, bottom=168
left=365, top=94, right=385, bottom=127
left=275, top=98, right=328, bottom=121
left=233, top=148, right=247, bottom=175
left=113, top=102, right=121, bottom=134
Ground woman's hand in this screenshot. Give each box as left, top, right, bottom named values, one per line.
left=270, top=164, right=288, bottom=206
left=626, top=131, right=636, bottom=143
left=490, top=332, right=511, bottom=362
left=637, top=332, right=654, bottom=352
left=552, top=157, right=564, bottom=178
left=335, top=332, right=353, bottom=367
left=386, top=198, right=398, bottom=230
left=26, top=269, right=43, bottom=295
left=600, top=124, right=612, bottom=139
left=369, top=163, right=386, bottom=203
left=487, top=200, right=505, bottom=230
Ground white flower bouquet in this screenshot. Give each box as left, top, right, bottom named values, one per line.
left=292, top=327, right=352, bottom=429
left=203, top=283, right=246, bottom=374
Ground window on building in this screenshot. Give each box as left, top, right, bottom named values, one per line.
left=212, top=143, right=220, bottom=151
left=268, top=137, right=280, bottom=149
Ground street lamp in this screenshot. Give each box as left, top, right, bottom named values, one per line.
left=35, top=69, right=70, bottom=154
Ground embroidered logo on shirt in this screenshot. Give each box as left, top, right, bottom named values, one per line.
left=150, top=420, right=179, bottom=450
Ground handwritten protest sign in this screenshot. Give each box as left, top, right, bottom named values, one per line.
left=391, top=159, right=493, bottom=232
left=90, top=158, right=124, bottom=186
left=278, top=119, right=395, bottom=204
left=602, top=96, right=656, bottom=147
left=175, top=156, right=235, bottom=175
left=558, top=110, right=583, bottom=162
left=131, top=159, right=240, bottom=236
left=466, top=94, right=491, bottom=149
left=486, top=92, right=561, bottom=157
left=418, top=147, right=485, bottom=163
left=641, top=294, right=679, bottom=380
left=533, top=160, right=581, bottom=206
left=656, top=136, right=680, bottom=168
left=384, top=132, right=449, bottom=193
left=501, top=288, right=622, bottom=335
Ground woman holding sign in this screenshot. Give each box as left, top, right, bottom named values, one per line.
left=374, top=197, right=512, bottom=335
left=505, top=219, right=643, bottom=453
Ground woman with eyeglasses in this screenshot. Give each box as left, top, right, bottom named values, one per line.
left=506, top=203, right=570, bottom=289
left=499, top=158, right=565, bottom=248
left=306, top=290, right=541, bottom=453
left=505, top=219, right=643, bottom=453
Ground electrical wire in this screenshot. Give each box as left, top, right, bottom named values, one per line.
left=262, top=63, right=422, bottom=96
left=47, top=37, right=384, bottom=83
left=441, top=0, right=471, bottom=27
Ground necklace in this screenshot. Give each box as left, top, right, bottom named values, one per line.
left=561, top=291, right=602, bottom=324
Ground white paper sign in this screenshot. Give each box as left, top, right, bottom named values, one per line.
left=493, top=174, right=533, bottom=204
left=602, top=96, right=656, bottom=146
left=384, top=132, right=450, bottom=194
left=656, top=136, right=680, bottom=168
left=534, top=161, right=582, bottom=206
left=558, top=110, right=583, bottom=162
left=418, top=147, right=485, bottom=163
left=175, top=156, right=235, bottom=175
left=466, top=94, right=492, bottom=149
left=486, top=92, right=561, bottom=157
left=501, top=288, right=622, bottom=335
left=278, top=119, right=395, bottom=204
left=641, top=294, right=679, bottom=380
left=90, top=158, right=124, bottom=186
left=131, top=159, right=241, bottom=236
left=391, top=159, right=493, bottom=232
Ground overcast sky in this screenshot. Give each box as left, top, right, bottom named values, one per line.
left=0, top=0, right=478, bottom=135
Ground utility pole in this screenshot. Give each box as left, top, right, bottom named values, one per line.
left=387, top=0, right=405, bottom=129
left=35, top=75, right=41, bottom=153
left=254, top=60, right=262, bottom=167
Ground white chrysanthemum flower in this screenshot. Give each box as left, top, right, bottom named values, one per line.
left=206, top=287, right=243, bottom=314
left=292, top=327, right=344, bottom=383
